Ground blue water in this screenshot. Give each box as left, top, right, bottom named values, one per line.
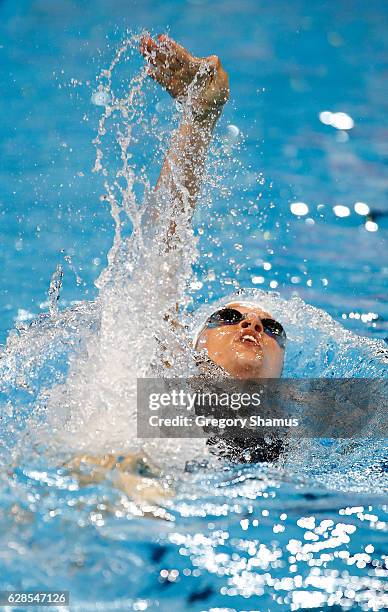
left=1, top=1, right=387, bottom=610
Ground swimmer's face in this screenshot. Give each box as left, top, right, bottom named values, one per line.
left=196, top=302, right=285, bottom=379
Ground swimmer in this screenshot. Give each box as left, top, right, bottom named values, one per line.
left=140, top=34, right=286, bottom=380
left=67, top=35, right=287, bottom=489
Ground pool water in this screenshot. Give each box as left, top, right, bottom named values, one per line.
left=0, top=1, right=387, bottom=610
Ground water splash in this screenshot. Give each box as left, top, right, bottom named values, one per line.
left=18, top=33, right=208, bottom=463
left=48, top=265, right=64, bottom=316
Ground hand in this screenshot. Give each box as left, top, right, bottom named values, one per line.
left=140, top=33, right=229, bottom=119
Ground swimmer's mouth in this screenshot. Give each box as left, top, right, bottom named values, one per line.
left=237, top=331, right=262, bottom=347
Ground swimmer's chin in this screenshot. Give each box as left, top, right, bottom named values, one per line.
left=232, top=342, right=264, bottom=362
left=196, top=345, right=265, bottom=379
left=218, top=351, right=265, bottom=379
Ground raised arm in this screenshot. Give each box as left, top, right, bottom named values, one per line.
left=139, top=34, right=229, bottom=236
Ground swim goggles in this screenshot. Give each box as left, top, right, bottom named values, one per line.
left=204, top=307, right=287, bottom=349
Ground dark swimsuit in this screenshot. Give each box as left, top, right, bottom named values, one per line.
left=193, top=354, right=285, bottom=464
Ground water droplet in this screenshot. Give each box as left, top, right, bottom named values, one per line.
left=365, top=220, right=378, bottom=232
left=333, top=205, right=350, bottom=217
left=91, top=89, right=111, bottom=106
left=336, top=130, right=349, bottom=142
left=354, top=202, right=370, bottom=216
left=190, top=280, right=203, bottom=291
left=48, top=265, right=64, bottom=316
left=331, top=112, right=354, bottom=130
left=252, top=276, right=265, bottom=284
left=223, top=124, right=240, bottom=145
left=319, top=110, right=354, bottom=130
left=290, top=202, right=309, bottom=216
left=319, top=111, right=333, bottom=125
left=226, top=124, right=240, bottom=139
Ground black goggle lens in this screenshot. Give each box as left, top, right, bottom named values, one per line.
left=260, top=318, right=287, bottom=349
left=207, top=308, right=244, bottom=327
left=205, top=308, right=286, bottom=349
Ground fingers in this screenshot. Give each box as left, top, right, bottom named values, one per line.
left=140, top=33, right=179, bottom=70
left=140, top=33, right=199, bottom=70
left=158, top=34, right=194, bottom=65
left=140, top=34, right=164, bottom=69
left=140, top=33, right=191, bottom=97
left=139, top=33, right=228, bottom=107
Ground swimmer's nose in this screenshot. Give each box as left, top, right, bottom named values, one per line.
left=240, top=314, right=264, bottom=334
